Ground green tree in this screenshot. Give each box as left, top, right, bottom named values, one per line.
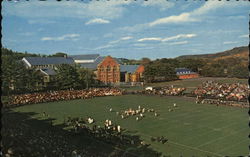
left=179, top=58, right=205, bottom=72
left=55, top=64, right=80, bottom=89
left=144, top=62, right=177, bottom=83
left=140, top=57, right=151, bottom=65
left=77, top=68, right=95, bottom=89
left=50, top=52, right=68, bottom=57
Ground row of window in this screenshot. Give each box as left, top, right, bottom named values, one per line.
left=99, top=68, right=119, bottom=72
left=35, top=65, right=54, bottom=68
left=99, top=74, right=119, bottom=78
left=178, top=71, right=191, bottom=74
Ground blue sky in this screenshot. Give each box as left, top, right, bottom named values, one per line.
left=2, top=0, right=249, bottom=59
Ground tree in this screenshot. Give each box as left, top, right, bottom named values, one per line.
left=144, top=62, right=177, bottom=83
left=179, top=58, right=205, bottom=72
left=55, top=64, right=80, bottom=89
left=140, top=57, right=151, bottom=65
left=50, top=52, right=68, bottom=57
left=77, top=68, right=95, bottom=89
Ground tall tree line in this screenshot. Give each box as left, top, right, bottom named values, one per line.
left=1, top=48, right=96, bottom=95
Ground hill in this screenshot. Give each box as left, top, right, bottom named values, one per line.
left=177, top=46, right=249, bottom=60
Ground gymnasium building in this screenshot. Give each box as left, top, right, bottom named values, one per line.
left=22, top=54, right=144, bottom=84
left=175, top=68, right=199, bottom=79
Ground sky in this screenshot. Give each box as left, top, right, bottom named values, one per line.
left=2, top=0, right=249, bottom=59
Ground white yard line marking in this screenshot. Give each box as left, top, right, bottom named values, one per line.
left=139, top=132, right=224, bottom=157
left=196, top=127, right=247, bottom=148
left=168, top=140, right=224, bottom=157
left=218, top=139, right=249, bottom=153
left=149, top=110, right=243, bottom=132
left=182, top=121, right=241, bottom=143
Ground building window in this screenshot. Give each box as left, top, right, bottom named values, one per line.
left=107, top=66, right=111, bottom=71
left=44, top=76, right=50, bottom=82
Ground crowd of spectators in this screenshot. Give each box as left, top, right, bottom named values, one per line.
left=145, top=87, right=186, bottom=96
left=196, top=98, right=248, bottom=108
left=6, top=88, right=122, bottom=107
left=193, top=81, right=248, bottom=101
left=129, top=86, right=186, bottom=96
left=193, top=81, right=248, bottom=107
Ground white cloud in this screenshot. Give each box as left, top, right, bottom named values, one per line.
left=109, top=40, right=120, bottom=44
left=85, top=18, right=110, bottom=25
left=121, top=1, right=248, bottom=31
left=149, top=13, right=197, bottom=27
left=3, top=0, right=132, bottom=20
left=138, top=34, right=197, bottom=42
left=41, top=34, right=80, bottom=41
left=148, top=1, right=228, bottom=27
left=239, top=34, right=249, bottom=38
left=162, top=34, right=196, bottom=42
left=223, top=41, right=238, bottom=45
left=142, top=0, right=174, bottom=11
left=191, top=1, right=227, bottom=15
left=96, top=36, right=133, bottom=50
left=121, top=36, right=133, bottom=40
left=138, top=37, right=162, bottom=42
left=95, top=44, right=114, bottom=50
left=109, top=36, right=133, bottom=44
left=168, top=41, right=188, bottom=45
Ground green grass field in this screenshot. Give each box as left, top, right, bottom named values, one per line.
left=11, top=94, right=248, bottom=156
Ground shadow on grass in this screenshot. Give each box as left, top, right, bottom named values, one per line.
left=2, top=109, right=162, bottom=157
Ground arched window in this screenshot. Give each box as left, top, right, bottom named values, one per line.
left=107, top=66, right=111, bottom=71
left=99, top=66, right=104, bottom=72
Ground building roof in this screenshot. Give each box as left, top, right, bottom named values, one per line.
left=79, top=56, right=105, bottom=69
left=23, top=57, right=74, bottom=66
left=69, top=54, right=100, bottom=60
left=22, top=55, right=125, bottom=70
left=120, top=65, right=140, bottom=73
left=98, top=56, right=120, bottom=67
left=40, top=68, right=57, bottom=75
left=175, top=68, right=197, bottom=75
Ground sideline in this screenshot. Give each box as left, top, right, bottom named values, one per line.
left=139, top=132, right=224, bottom=157
left=197, top=127, right=247, bottom=148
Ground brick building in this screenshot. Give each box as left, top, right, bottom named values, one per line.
left=120, top=65, right=144, bottom=83
left=22, top=54, right=145, bottom=84
left=175, top=68, right=199, bottom=79
left=97, top=56, right=120, bottom=84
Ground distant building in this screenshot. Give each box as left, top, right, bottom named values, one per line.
left=97, top=56, right=121, bottom=84
left=120, top=65, right=144, bottom=83
left=69, top=54, right=103, bottom=70
left=96, top=56, right=144, bottom=84
left=22, top=57, right=74, bottom=70
left=175, top=68, right=199, bottom=79
left=22, top=54, right=144, bottom=85
left=22, top=57, right=74, bottom=87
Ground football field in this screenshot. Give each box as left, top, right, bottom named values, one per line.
left=12, top=95, right=248, bottom=156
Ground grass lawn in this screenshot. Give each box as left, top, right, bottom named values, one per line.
left=11, top=95, right=248, bottom=156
